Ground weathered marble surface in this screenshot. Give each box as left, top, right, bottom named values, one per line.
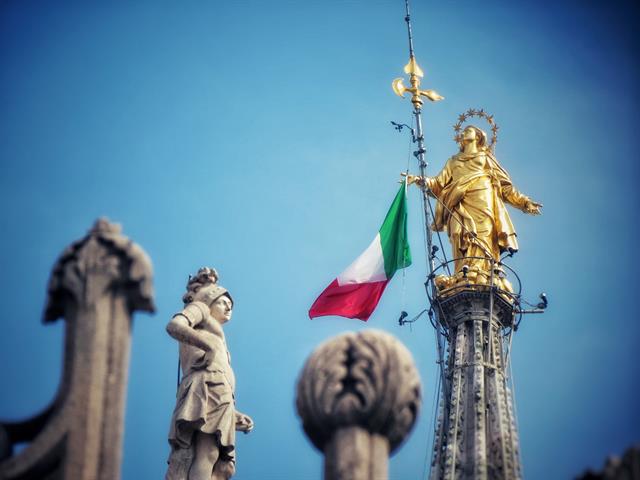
left=296, top=329, right=422, bottom=480
left=0, top=218, right=154, bottom=480
left=165, top=268, right=253, bottom=480
left=430, top=290, right=521, bottom=480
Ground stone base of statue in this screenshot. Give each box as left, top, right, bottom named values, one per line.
left=165, top=448, right=198, bottom=480
left=434, top=269, right=514, bottom=297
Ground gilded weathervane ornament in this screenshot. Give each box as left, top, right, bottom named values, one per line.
left=392, top=58, right=443, bottom=107
left=391, top=5, right=443, bottom=109
left=391, top=0, right=444, bottom=301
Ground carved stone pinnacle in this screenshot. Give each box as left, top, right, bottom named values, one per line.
left=0, top=218, right=155, bottom=480
left=44, top=216, right=155, bottom=322
left=296, top=329, right=421, bottom=454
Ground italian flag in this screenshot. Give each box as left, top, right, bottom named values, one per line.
left=309, top=182, right=412, bottom=321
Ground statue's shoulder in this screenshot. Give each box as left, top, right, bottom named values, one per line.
left=176, top=301, right=210, bottom=326
left=445, top=153, right=461, bottom=165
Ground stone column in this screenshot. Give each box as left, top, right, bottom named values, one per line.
left=0, top=218, right=154, bottom=480
left=296, top=330, right=422, bottom=480
left=429, top=290, right=521, bottom=480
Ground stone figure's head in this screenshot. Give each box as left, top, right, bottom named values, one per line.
left=459, top=125, right=488, bottom=151
left=206, top=292, right=233, bottom=325
left=182, top=267, right=234, bottom=324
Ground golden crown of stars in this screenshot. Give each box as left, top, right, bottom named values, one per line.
left=453, top=108, right=499, bottom=152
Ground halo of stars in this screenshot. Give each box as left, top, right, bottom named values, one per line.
left=453, top=108, right=499, bottom=152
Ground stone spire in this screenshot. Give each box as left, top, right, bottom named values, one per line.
left=429, top=290, right=522, bottom=480
left=0, top=218, right=154, bottom=480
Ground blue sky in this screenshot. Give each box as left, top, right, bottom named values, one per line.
left=0, top=1, right=638, bottom=478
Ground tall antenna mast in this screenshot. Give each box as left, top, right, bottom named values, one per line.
left=392, top=0, right=443, bottom=285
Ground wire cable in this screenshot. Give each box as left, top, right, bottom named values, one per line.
left=423, top=355, right=442, bottom=479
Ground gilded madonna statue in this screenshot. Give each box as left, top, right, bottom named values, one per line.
left=406, top=122, right=542, bottom=292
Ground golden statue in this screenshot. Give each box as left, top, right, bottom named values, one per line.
left=405, top=114, right=541, bottom=293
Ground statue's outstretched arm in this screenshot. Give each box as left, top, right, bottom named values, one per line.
left=501, top=183, right=542, bottom=215
left=488, top=154, right=542, bottom=215
left=402, top=162, right=451, bottom=197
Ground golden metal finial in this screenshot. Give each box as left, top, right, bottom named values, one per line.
left=392, top=56, right=443, bottom=108
left=404, top=57, right=423, bottom=78
left=393, top=0, right=442, bottom=109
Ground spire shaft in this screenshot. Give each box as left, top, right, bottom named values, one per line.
left=400, top=0, right=436, bottom=285
left=394, top=4, right=451, bottom=467
left=404, top=0, right=415, bottom=59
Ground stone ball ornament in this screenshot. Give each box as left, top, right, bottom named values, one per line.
left=296, top=330, right=422, bottom=454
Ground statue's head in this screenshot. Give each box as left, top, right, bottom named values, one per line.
left=182, top=267, right=234, bottom=323
left=459, top=125, right=488, bottom=151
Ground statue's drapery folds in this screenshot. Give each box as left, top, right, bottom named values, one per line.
left=410, top=124, right=541, bottom=292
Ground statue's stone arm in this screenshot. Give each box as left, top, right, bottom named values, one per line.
left=234, top=411, right=254, bottom=433
left=166, top=302, right=215, bottom=354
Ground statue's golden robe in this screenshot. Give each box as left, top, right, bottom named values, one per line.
left=426, top=151, right=531, bottom=280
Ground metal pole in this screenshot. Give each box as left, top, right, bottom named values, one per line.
left=402, top=0, right=437, bottom=288
left=413, top=106, right=436, bottom=281
left=400, top=7, right=451, bottom=475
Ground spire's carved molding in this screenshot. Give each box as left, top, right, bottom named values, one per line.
left=430, top=291, right=521, bottom=480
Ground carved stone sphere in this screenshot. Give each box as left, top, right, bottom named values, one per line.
left=296, top=329, right=422, bottom=453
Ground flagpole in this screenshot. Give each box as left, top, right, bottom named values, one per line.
left=392, top=0, right=443, bottom=296
left=392, top=0, right=451, bottom=454
left=413, top=99, right=435, bottom=284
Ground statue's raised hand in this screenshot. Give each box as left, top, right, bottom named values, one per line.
left=524, top=200, right=543, bottom=215
left=400, top=172, right=425, bottom=186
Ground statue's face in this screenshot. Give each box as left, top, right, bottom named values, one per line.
left=462, top=127, right=477, bottom=143
left=210, top=295, right=233, bottom=324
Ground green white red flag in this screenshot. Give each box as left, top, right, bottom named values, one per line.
left=309, top=182, right=412, bottom=321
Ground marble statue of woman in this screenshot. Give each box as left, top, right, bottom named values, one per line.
left=406, top=125, right=542, bottom=291
left=165, top=267, right=253, bottom=480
